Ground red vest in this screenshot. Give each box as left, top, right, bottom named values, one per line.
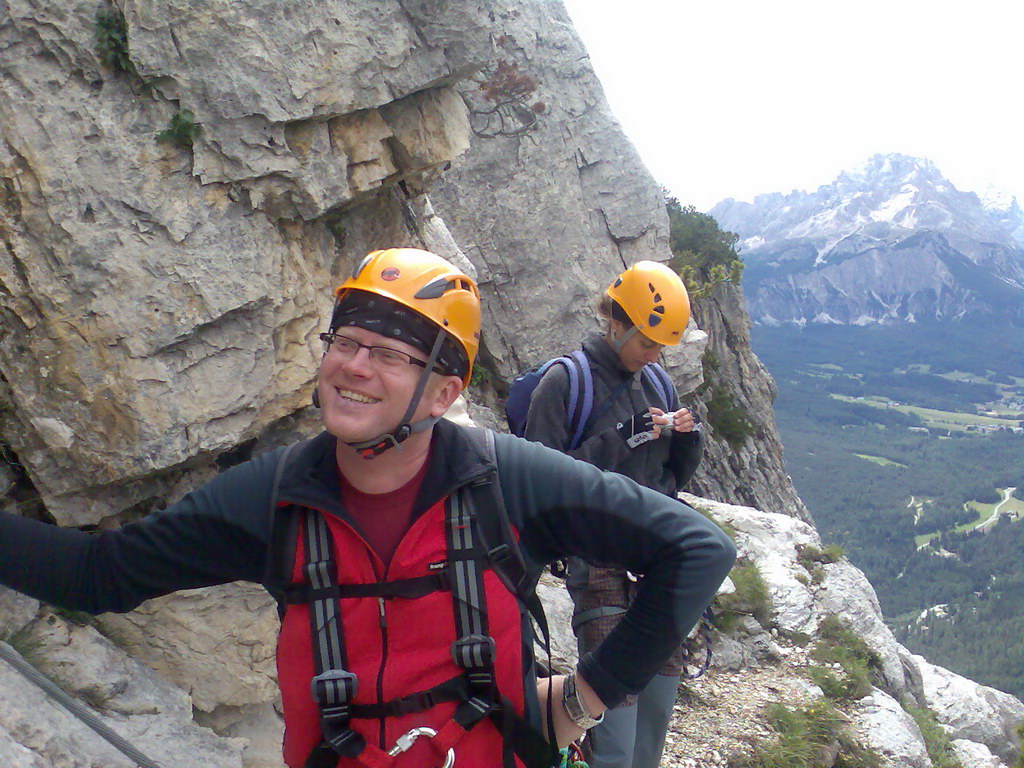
left=276, top=498, right=528, bottom=767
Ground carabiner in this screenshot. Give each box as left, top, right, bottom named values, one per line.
left=386, top=726, right=455, bottom=768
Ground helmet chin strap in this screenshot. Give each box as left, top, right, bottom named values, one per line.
left=609, top=323, right=639, bottom=355
left=347, top=329, right=448, bottom=459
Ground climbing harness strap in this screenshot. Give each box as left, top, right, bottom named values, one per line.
left=284, top=429, right=556, bottom=768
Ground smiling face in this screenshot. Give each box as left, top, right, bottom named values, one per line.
left=611, top=320, right=665, bottom=372
left=317, top=325, right=461, bottom=444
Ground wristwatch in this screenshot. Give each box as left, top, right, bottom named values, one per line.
left=562, top=673, right=604, bottom=729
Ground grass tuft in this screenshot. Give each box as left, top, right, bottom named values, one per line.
left=716, top=562, right=772, bottom=631
left=731, top=699, right=881, bottom=768
left=905, top=706, right=965, bottom=768
left=807, top=615, right=884, bottom=701
left=157, top=110, right=202, bottom=149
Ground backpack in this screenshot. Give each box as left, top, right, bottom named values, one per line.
left=505, top=350, right=678, bottom=450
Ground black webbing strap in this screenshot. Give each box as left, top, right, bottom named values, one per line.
left=303, top=511, right=366, bottom=767
left=265, top=441, right=301, bottom=618
left=345, top=674, right=470, bottom=720
left=581, top=373, right=634, bottom=444
left=459, top=428, right=559, bottom=768
left=297, top=427, right=557, bottom=768
left=489, top=695, right=561, bottom=768
left=446, top=490, right=500, bottom=732
left=283, top=570, right=450, bottom=603
left=462, top=430, right=551, bottom=654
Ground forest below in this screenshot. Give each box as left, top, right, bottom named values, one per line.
left=750, top=321, right=1024, bottom=699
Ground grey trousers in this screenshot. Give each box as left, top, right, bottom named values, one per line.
left=587, top=673, right=680, bottom=768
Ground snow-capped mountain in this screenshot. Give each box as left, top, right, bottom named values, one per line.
left=710, top=153, right=1024, bottom=326
left=981, top=185, right=1024, bottom=249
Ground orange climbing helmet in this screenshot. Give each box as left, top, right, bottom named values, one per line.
left=606, top=260, right=690, bottom=346
left=332, top=248, right=481, bottom=386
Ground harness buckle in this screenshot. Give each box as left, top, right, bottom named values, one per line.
left=451, top=634, right=496, bottom=670
left=387, top=727, right=456, bottom=768
left=310, top=668, right=358, bottom=706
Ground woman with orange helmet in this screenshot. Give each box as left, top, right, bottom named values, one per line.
left=524, top=260, right=704, bottom=768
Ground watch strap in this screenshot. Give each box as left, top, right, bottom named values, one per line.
left=562, top=673, right=604, bottom=729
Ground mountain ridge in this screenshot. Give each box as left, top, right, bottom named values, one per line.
left=710, top=153, right=1024, bottom=326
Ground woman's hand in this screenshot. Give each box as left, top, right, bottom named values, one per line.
left=653, top=407, right=695, bottom=436
left=616, top=410, right=659, bottom=446
left=672, top=407, right=696, bottom=432
left=649, top=407, right=667, bottom=439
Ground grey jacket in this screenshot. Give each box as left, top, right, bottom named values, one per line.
left=522, top=334, right=702, bottom=495
left=523, top=334, right=706, bottom=680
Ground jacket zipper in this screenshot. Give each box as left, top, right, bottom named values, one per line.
left=376, top=593, right=389, bottom=749
left=372, top=503, right=460, bottom=750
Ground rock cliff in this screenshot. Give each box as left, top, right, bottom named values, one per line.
left=0, top=2, right=1019, bottom=767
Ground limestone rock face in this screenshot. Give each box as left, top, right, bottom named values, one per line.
left=684, top=494, right=910, bottom=697
left=952, top=739, right=1009, bottom=768
left=817, top=561, right=908, bottom=695
left=4, top=611, right=247, bottom=767
left=94, top=583, right=280, bottom=711
left=2, top=2, right=1021, bottom=767
left=687, top=283, right=810, bottom=521
left=421, top=1, right=805, bottom=521
left=425, top=2, right=673, bottom=373
left=535, top=571, right=577, bottom=674
left=0, top=734, right=50, bottom=768
left=1, top=651, right=142, bottom=768
left=912, top=654, right=1024, bottom=764
left=0, top=585, right=39, bottom=637
left=687, top=494, right=1023, bottom=766
left=853, top=690, right=931, bottom=768
left=710, top=614, right=780, bottom=672
left=0, top=0, right=472, bottom=527
left=684, top=495, right=819, bottom=635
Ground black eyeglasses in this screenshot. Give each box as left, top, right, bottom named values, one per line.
left=319, top=332, right=435, bottom=372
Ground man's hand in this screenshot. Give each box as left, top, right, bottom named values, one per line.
left=536, top=674, right=607, bottom=748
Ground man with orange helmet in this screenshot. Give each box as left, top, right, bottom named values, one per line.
left=0, top=249, right=733, bottom=768
left=524, top=260, right=705, bottom=768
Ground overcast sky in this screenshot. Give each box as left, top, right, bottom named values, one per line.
left=560, top=0, right=1024, bottom=212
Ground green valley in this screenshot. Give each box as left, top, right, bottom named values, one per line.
left=750, top=321, right=1024, bottom=699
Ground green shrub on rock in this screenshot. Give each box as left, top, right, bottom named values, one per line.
left=157, top=110, right=202, bottom=149
left=94, top=9, right=137, bottom=77
left=808, top=615, right=884, bottom=701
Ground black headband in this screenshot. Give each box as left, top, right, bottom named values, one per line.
left=330, top=291, right=468, bottom=380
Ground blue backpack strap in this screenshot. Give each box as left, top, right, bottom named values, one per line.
left=642, top=362, right=678, bottom=411
left=505, top=352, right=592, bottom=450
left=565, top=350, right=593, bottom=450
left=506, top=358, right=569, bottom=438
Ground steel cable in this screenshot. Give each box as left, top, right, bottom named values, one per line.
left=0, top=640, right=163, bottom=768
